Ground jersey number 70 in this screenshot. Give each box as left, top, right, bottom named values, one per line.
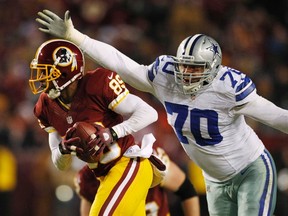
left=165, top=102, right=223, bottom=146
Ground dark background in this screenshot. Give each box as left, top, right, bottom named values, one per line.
left=1, top=0, right=288, bottom=215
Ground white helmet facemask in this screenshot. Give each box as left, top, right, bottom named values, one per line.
left=173, top=34, right=222, bottom=95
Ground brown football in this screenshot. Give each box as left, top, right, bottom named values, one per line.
left=71, top=122, right=102, bottom=163
left=72, top=121, right=97, bottom=146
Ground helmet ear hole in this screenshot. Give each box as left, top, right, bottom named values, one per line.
left=60, top=72, right=67, bottom=78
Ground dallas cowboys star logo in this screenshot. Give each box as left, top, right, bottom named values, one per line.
left=207, top=39, right=221, bottom=58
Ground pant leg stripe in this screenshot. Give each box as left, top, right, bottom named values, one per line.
left=259, top=150, right=276, bottom=216
left=100, top=157, right=140, bottom=215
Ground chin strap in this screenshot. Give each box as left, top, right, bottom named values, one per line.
left=48, top=88, right=61, bottom=99
left=48, top=73, right=82, bottom=99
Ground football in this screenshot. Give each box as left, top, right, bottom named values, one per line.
left=71, top=121, right=103, bottom=163
left=73, top=121, right=97, bottom=144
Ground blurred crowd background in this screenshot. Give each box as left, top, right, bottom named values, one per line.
left=1, top=0, right=288, bottom=215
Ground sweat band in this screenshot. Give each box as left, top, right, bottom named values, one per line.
left=175, top=177, right=197, bottom=201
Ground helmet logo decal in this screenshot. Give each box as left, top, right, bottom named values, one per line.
left=53, top=46, right=77, bottom=71
left=206, top=39, right=221, bottom=59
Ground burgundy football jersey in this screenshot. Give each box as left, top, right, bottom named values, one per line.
left=34, top=68, right=135, bottom=176
left=76, top=165, right=170, bottom=216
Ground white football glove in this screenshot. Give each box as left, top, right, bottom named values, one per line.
left=36, top=10, right=85, bottom=45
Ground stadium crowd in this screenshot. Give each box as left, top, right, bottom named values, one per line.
left=0, top=0, right=288, bottom=215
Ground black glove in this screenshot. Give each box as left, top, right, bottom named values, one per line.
left=149, top=154, right=166, bottom=171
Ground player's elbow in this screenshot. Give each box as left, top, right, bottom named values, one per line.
left=147, top=106, right=158, bottom=123
left=52, top=154, right=72, bottom=171
left=54, top=161, right=70, bottom=171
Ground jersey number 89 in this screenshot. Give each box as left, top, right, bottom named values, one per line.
left=109, top=74, right=126, bottom=95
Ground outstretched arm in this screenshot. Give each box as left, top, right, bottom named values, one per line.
left=36, top=10, right=154, bottom=93
left=81, top=37, right=153, bottom=93
left=234, top=95, right=288, bottom=134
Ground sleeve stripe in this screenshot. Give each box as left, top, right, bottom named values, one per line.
left=108, top=89, right=130, bottom=110
left=148, top=58, right=160, bottom=82
left=148, top=67, right=155, bottom=82
left=235, top=82, right=256, bottom=102
left=44, top=126, right=56, bottom=133
left=235, top=76, right=252, bottom=93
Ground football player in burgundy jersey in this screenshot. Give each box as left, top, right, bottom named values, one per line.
left=29, top=39, right=160, bottom=215
left=75, top=147, right=200, bottom=216
left=36, top=10, right=288, bottom=216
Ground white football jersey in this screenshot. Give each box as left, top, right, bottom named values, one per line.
left=147, top=55, right=265, bottom=182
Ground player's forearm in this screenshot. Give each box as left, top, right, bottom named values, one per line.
left=80, top=199, right=92, bottom=216
left=69, top=30, right=124, bottom=73
left=80, top=36, right=153, bottom=92
left=49, top=131, right=72, bottom=170
left=80, top=36, right=124, bottom=71
left=50, top=146, right=72, bottom=170
left=168, top=166, right=199, bottom=216
left=176, top=177, right=200, bottom=216
left=181, top=196, right=201, bottom=216
left=112, top=94, right=158, bottom=138
left=234, top=95, right=288, bottom=133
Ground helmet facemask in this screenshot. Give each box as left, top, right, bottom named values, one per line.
left=173, top=34, right=222, bottom=95
left=29, top=60, right=61, bottom=95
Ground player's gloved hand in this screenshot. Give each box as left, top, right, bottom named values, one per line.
left=36, top=10, right=72, bottom=39
left=149, top=154, right=166, bottom=172
left=82, top=136, right=106, bottom=163
left=59, top=127, right=82, bottom=155
left=93, top=124, right=118, bottom=146
left=149, top=152, right=167, bottom=188
left=154, top=147, right=170, bottom=169
left=36, top=10, right=85, bottom=44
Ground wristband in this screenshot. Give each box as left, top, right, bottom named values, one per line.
left=109, top=128, right=118, bottom=141
left=175, top=177, right=197, bottom=201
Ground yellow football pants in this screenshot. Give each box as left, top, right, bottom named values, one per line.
left=89, top=157, right=153, bottom=216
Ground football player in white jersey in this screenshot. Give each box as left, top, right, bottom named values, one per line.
left=36, top=10, right=288, bottom=216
